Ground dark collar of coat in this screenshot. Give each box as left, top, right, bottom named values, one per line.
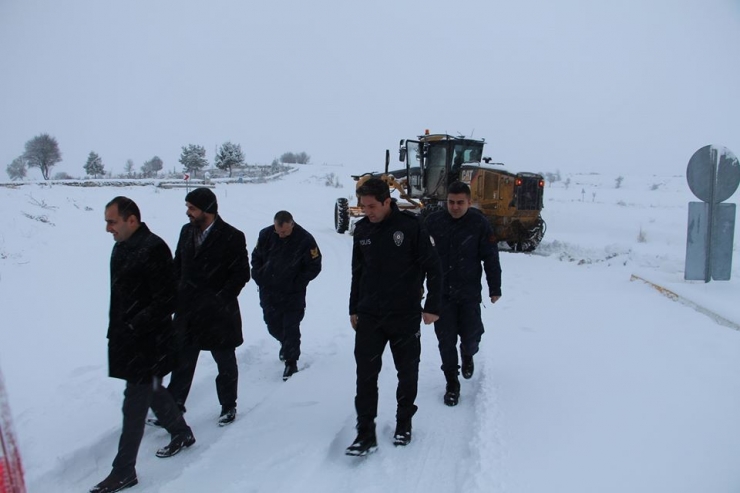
left=190, top=215, right=224, bottom=255
left=270, top=222, right=306, bottom=242
left=116, top=222, right=150, bottom=251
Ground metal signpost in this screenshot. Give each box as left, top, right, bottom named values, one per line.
left=685, top=145, right=740, bottom=281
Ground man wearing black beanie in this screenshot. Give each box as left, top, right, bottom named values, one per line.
left=166, top=187, right=250, bottom=427
left=184, top=187, right=218, bottom=215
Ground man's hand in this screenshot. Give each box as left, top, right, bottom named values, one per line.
left=490, top=296, right=501, bottom=304
left=422, top=312, right=439, bottom=325
left=350, top=314, right=358, bottom=330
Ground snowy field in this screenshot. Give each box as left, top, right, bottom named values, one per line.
left=1, top=164, right=740, bottom=493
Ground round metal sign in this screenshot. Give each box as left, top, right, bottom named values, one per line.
left=686, top=145, right=740, bottom=203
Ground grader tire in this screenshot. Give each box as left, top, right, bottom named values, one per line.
left=519, top=218, right=546, bottom=252
left=335, top=198, right=350, bottom=234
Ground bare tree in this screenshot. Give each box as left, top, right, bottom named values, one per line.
left=296, top=151, right=310, bottom=164
left=124, top=159, right=135, bottom=177
left=23, top=134, right=62, bottom=180
left=141, top=156, right=163, bottom=178
left=6, top=157, right=27, bottom=181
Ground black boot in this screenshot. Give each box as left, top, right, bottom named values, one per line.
left=444, top=371, right=460, bottom=406
left=218, top=406, right=237, bottom=426
left=393, top=418, right=412, bottom=446
left=345, top=421, right=377, bottom=456
left=394, top=404, right=417, bottom=446
left=283, top=360, right=298, bottom=381
left=90, top=471, right=138, bottom=493
left=155, top=430, right=196, bottom=458
left=461, top=355, right=474, bottom=379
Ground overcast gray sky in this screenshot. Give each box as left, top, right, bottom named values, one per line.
left=1, top=0, right=739, bottom=178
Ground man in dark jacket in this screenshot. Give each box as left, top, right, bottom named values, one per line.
left=92, top=197, right=195, bottom=493
left=346, top=178, right=442, bottom=456
left=424, top=181, right=502, bottom=406
left=167, top=188, right=250, bottom=427
left=251, top=210, right=322, bottom=381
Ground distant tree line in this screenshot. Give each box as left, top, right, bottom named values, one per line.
left=542, top=170, right=561, bottom=187
left=279, top=151, right=310, bottom=164
left=6, top=133, right=311, bottom=181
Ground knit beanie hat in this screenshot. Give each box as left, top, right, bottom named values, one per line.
left=185, top=187, right=218, bottom=214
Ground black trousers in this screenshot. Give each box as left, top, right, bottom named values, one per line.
left=354, top=313, right=421, bottom=425
left=112, top=377, right=191, bottom=477
left=262, top=306, right=305, bottom=362
left=167, top=346, right=238, bottom=410
left=434, top=300, right=485, bottom=374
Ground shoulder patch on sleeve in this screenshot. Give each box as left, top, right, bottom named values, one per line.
left=310, top=247, right=320, bottom=259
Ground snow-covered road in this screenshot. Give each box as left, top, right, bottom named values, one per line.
left=2, top=166, right=740, bottom=492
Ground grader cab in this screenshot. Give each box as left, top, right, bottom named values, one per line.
left=334, top=131, right=546, bottom=252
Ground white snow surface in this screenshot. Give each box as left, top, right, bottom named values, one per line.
left=1, top=166, right=740, bottom=492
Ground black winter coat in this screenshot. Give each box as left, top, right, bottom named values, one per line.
left=174, top=216, right=250, bottom=350
left=108, top=223, right=176, bottom=383
left=251, top=223, right=322, bottom=310
left=424, top=207, right=502, bottom=302
left=350, top=203, right=442, bottom=317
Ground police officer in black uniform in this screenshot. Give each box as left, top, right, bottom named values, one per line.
left=346, top=178, right=442, bottom=456
left=251, top=210, right=322, bottom=381
left=424, top=181, right=501, bottom=406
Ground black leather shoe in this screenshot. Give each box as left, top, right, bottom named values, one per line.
left=90, top=472, right=138, bottom=493
left=283, top=360, right=298, bottom=381
left=155, top=432, right=195, bottom=458
left=218, top=406, right=237, bottom=426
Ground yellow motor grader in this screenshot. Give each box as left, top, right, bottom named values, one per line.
left=334, top=131, right=546, bottom=252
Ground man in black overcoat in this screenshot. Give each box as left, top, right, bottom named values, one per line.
left=91, top=196, right=195, bottom=493
left=167, top=187, right=250, bottom=427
